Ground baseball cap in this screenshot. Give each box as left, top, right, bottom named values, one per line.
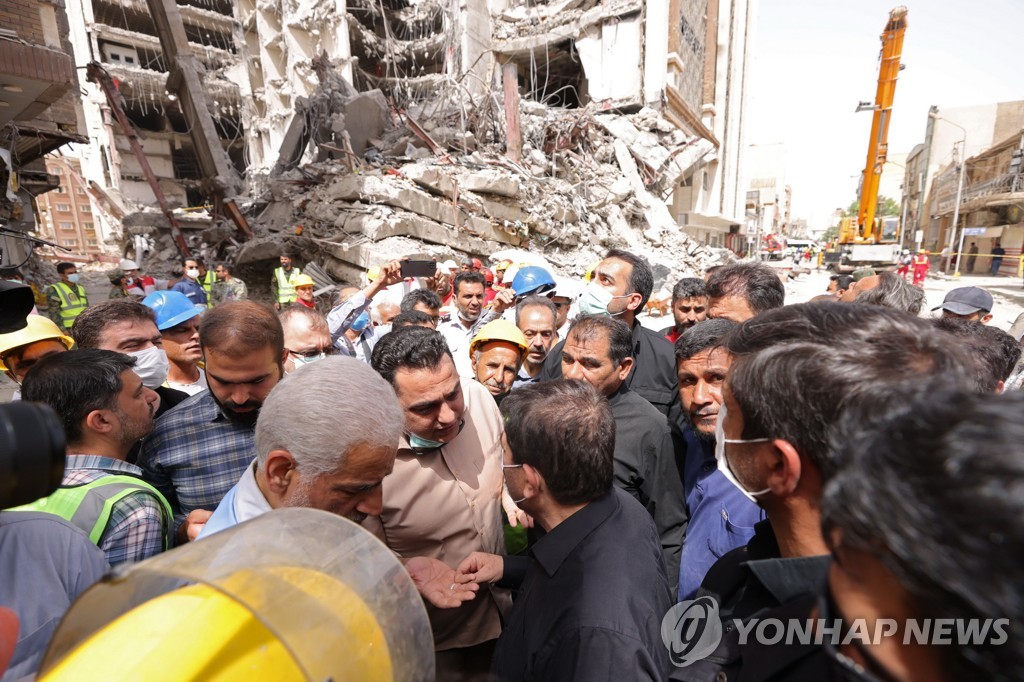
left=932, top=286, right=993, bottom=315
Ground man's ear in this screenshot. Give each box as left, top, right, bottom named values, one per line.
left=264, top=450, right=298, bottom=495
left=766, top=439, right=803, bottom=496
left=520, top=463, right=545, bottom=500
left=84, top=409, right=115, bottom=437
left=617, top=357, right=634, bottom=382
left=626, top=292, right=644, bottom=312
left=981, top=313, right=993, bottom=324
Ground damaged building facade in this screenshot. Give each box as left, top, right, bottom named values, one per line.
left=56, top=0, right=245, bottom=257
left=0, top=0, right=86, bottom=264
left=40, top=0, right=755, bottom=287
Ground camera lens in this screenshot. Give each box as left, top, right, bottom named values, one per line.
left=0, top=402, right=66, bottom=508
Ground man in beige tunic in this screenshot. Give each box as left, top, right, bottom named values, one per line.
left=368, top=326, right=523, bottom=679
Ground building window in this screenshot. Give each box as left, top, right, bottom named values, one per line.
left=80, top=204, right=91, bottom=213
left=77, top=186, right=87, bottom=195
left=56, top=203, right=71, bottom=212
left=59, top=222, right=73, bottom=231
left=61, top=239, right=77, bottom=247
left=82, top=222, right=94, bottom=231
left=87, top=239, right=99, bottom=247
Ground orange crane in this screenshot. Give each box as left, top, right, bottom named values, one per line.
left=839, top=6, right=908, bottom=246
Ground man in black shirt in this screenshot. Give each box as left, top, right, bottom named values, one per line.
left=673, top=304, right=973, bottom=681
left=539, top=249, right=679, bottom=421
left=560, top=315, right=673, bottom=511
left=456, top=380, right=671, bottom=681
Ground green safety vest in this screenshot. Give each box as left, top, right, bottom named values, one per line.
left=13, top=475, right=173, bottom=550
left=201, top=270, right=217, bottom=308
left=274, top=267, right=301, bottom=304
left=51, top=281, right=88, bottom=329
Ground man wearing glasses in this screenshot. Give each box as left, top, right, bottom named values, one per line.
left=279, top=306, right=334, bottom=373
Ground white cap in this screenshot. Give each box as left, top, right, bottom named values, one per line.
left=120, top=258, right=140, bottom=270
left=550, top=276, right=582, bottom=301
left=438, top=259, right=459, bottom=274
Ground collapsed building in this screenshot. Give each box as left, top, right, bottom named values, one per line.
left=43, top=0, right=756, bottom=294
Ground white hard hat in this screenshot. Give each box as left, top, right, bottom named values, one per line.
left=120, top=258, right=140, bottom=270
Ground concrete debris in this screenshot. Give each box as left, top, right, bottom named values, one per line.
left=238, top=80, right=720, bottom=294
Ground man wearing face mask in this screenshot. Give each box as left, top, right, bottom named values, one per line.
left=143, top=290, right=207, bottom=396
left=19, top=350, right=170, bottom=566
left=672, top=319, right=764, bottom=601
left=138, top=301, right=287, bottom=545
left=672, top=303, right=973, bottom=682
left=370, top=326, right=521, bottom=678
left=279, top=306, right=333, bottom=373
left=539, top=249, right=680, bottom=421
left=46, top=262, right=89, bottom=330
left=72, top=300, right=189, bottom=419
left=170, top=258, right=208, bottom=307
left=324, top=260, right=403, bottom=357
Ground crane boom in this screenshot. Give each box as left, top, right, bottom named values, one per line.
left=857, top=6, right=908, bottom=242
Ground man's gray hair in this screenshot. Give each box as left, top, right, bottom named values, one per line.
left=855, top=270, right=925, bottom=316
left=255, top=356, right=404, bottom=475
left=279, top=305, right=329, bottom=333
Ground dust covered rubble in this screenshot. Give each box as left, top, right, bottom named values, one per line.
left=239, top=95, right=723, bottom=290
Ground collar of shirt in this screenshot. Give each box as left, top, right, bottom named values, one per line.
left=743, top=520, right=830, bottom=605
left=605, top=383, right=632, bottom=407
left=64, top=454, right=145, bottom=478
left=529, top=490, right=618, bottom=578
left=233, top=458, right=273, bottom=523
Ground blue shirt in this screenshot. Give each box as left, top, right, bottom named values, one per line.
left=678, top=426, right=765, bottom=601
left=170, top=278, right=208, bottom=306
left=137, top=391, right=255, bottom=537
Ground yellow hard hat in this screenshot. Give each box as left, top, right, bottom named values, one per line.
left=470, top=319, right=529, bottom=357
left=584, top=261, right=600, bottom=282
left=367, top=266, right=382, bottom=282
left=292, top=274, right=316, bottom=288
left=0, top=315, right=74, bottom=370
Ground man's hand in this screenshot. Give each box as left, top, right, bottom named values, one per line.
left=176, top=508, right=213, bottom=544
left=378, top=260, right=403, bottom=287
left=489, top=288, right=515, bottom=315
left=404, top=556, right=479, bottom=609
left=455, top=552, right=505, bottom=585
left=503, top=490, right=534, bottom=529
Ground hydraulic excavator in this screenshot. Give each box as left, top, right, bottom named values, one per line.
left=828, top=7, right=908, bottom=272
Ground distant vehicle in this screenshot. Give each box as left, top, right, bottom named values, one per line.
left=786, top=239, right=819, bottom=254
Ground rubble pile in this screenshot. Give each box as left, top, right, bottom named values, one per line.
left=237, top=78, right=719, bottom=291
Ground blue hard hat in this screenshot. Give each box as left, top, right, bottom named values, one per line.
left=511, top=265, right=556, bottom=297
left=143, top=290, right=205, bottom=330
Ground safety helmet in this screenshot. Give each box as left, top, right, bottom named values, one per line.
left=292, top=274, right=316, bottom=288
left=119, top=258, right=140, bottom=271
left=143, top=290, right=205, bottom=331
left=481, top=268, right=494, bottom=284
left=510, top=265, right=556, bottom=297
left=584, top=261, right=600, bottom=282
left=469, top=319, right=529, bottom=357
left=471, top=258, right=483, bottom=270
left=366, top=266, right=381, bottom=282
left=495, top=259, right=513, bottom=273
left=0, top=315, right=74, bottom=370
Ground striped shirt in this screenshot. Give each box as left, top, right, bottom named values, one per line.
left=63, top=455, right=168, bottom=566
left=137, top=391, right=256, bottom=538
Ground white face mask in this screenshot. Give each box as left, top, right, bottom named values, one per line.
left=129, top=346, right=170, bottom=389
left=67, top=273, right=81, bottom=284
left=576, top=281, right=628, bottom=317
left=290, top=352, right=326, bottom=370
left=714, top=402, right=771, bottom=503
left=186, top=268, right=200, bottom=279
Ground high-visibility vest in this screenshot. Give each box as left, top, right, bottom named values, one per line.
left=13, top=475, right=173, bottom=549
left=274, top=267, right=301, bottom=303
left=201, top=270, right=217, bottom=308
left=51, top=281, right=88, bottom=329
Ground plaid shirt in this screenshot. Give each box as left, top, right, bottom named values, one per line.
left=137, top=391, right=256, bottom=537
left=63, top=455, right=168, bottom=566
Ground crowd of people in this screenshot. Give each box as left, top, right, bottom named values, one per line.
left=0, top=248, right=1022, bottom=681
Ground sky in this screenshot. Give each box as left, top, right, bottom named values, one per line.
left=745, top=0, right=1024, bottom=230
